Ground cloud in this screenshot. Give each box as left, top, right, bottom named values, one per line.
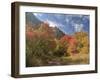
left=33, top=13, right=43, bottom=18
left=65, top=18, right=69, bottom=23
left=46, top=19, right=56, bottom=27
left=74, top=23, right=84, bottom=32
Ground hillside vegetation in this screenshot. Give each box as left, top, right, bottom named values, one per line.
left=26, top=22, right=89, bottom=67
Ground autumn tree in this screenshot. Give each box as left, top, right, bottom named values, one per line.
left=59, top=35, right=78, bottom=56
left=74, top=32, right=89, bottom=54
left=26, top=22, right=57, bottom=66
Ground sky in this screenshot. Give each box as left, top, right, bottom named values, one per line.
left=32, top=12, right=90, bottom=35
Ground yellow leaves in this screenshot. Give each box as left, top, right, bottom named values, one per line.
left=74, top=32, right=89, bottom=54
left=66, top=46, right=73, bottom=56
left=80, top=47, right=89, bottom=54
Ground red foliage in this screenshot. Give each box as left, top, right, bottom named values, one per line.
left=60, top=35, right=77, bottom=46
left=26, top=30, right=39, bottom=40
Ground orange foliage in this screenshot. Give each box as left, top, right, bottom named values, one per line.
left=60, top=35, right=78, bottom=56
left=60, top=35, right=77, bottom=46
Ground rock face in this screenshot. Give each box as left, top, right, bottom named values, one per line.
left=26, top=12, right=41, bottom=25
